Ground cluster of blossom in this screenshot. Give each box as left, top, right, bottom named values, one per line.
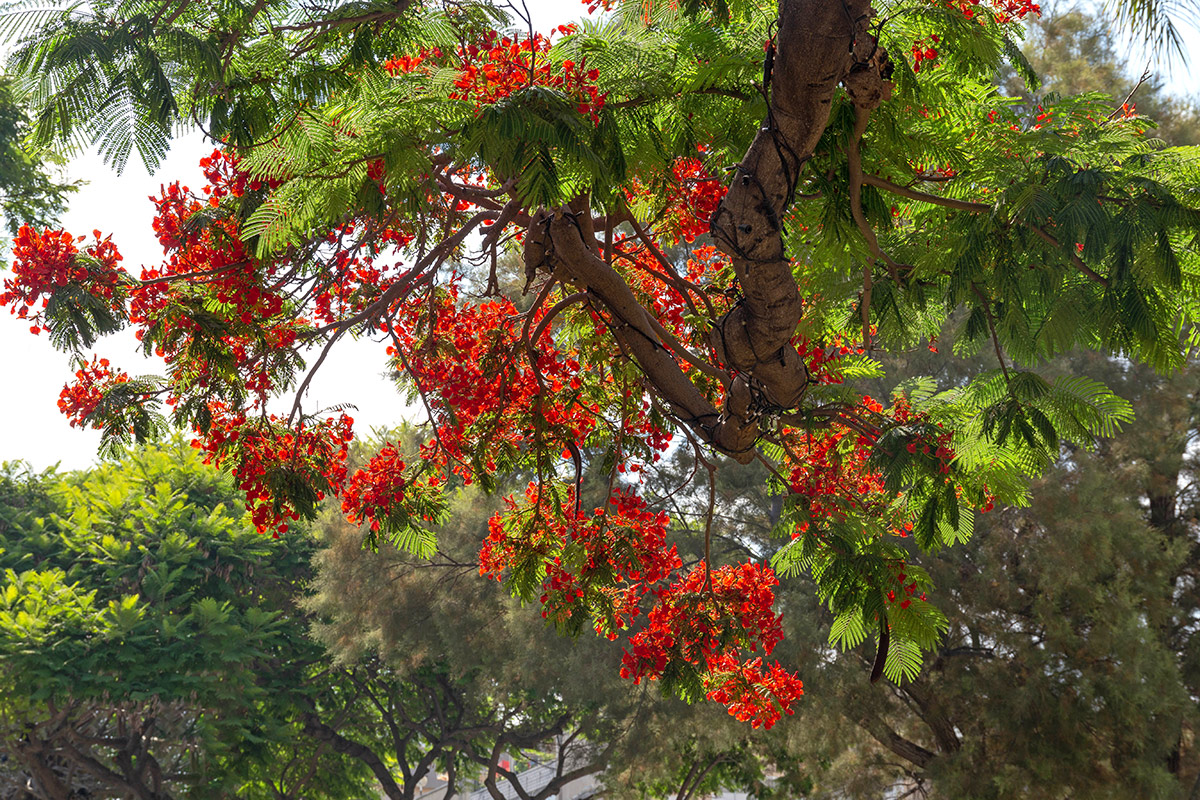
left=57, top=356, right=130, bottom=428
left=620, top=562, right=804, bottom=728
left=340, top=442, right=408, bottom=532
left=784, top=420, right=888, bottom=524
left=911, top=35, right=940, bottom=73
left=479, top=485, right=571, bottom=582
left=936, top=0, right=1040, bottom=23
left=388, top=289, right=601, bottom=483
left=7, top=149, right=428, bottom=524
left=190, top=407, right=354, bottom=535
left=607, top=153, right=733, bottom=376
left=483, top=485, right=680, bottom=627
left=1, top=226, right=123, bottom=334
left=662, top=154, right=727, bottom=244
left=384, top=27, right=608, bottom=124
left=781, top=392, right=974, bottom=533
left=893, top=395, right=957, bottom=474
left=621, top=562, right=786, bottom=675
left=894, top=399, right=995, bottom=512
left=583, top=0, right=621, bottom=16
left=312, top=223, right=417, bottom=325
left=910, top=161, right=958, bottom=181
left=704, top=655, right=806, bottom=729
left=135, top=152, right=310, bottom=407
left=793, top=333, right=865, bottom=386
left=910, top=0, right=1039, bottom=72
left=478, top=482, right=802, bottom=727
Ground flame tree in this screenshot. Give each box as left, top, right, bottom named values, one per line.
left=2, top=0, right=1199, bottom=726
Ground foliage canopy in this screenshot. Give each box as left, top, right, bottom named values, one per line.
left=2, top=0, right=1199, bottom=725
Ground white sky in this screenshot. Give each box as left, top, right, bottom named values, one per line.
left=1, top=1, right=1198, bottom=471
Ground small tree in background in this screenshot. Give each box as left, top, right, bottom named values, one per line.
left=0, top=77, right=77, bottom=267
left=0, top=445, right=357, bottom=798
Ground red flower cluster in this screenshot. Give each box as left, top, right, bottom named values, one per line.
left=480, top=485, right=678, bottom=592
left=57, top=356, right=130, bottom=428
left=312, top=223, right=417, bottom=326
left=2, top=226, right=124, bottom=332
left=705, top=656, right=805, bottom=729
left=623, top=154, right=728, bottom=247
left=390, top=289, right=598, bottom=483
left=620, top=562, right=803, bottom=728
left=384, top=28, right=607, bottom=124
left=937, top=0, right=1040, bottom=23
left=911, top=36, right=940, bottom=73
left=131, top=153, right=315, bottom=407
left=191, top=408, right=354, bottom=535
left=893, top=395, right=956, bottom=474
left=341, top=442, right=408, bottom=532
left=786, top=430, right=886, bottom=522
left=911, top=0, right=1039, bottom=72
left=885, top=564, right=929, bottom=610
left=480, top=482, right=802, bottom=728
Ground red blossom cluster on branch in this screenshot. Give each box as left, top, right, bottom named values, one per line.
left=57, top=356, right=130, bottom=429
left=907, top=0, right=1039, bottom=71
left=384, top=27, right=608, bottom=123
left=935, top=0, right=1040, bottom=23
left=911, top=36, right=940, bottom=73
left=621, top=562, right=803, bottom=729
left=341, top=442, right=409, bottom=532
left=481, top=485, right=681, bottom=632
left=192, top=407, right=354, bottom=535
left=480, top=483, right=802, bottom=728
left=886, top=565, right=929, bottom=611
left=1, top=226, right=123, bottom=334
left=705, top=657, right=807, bottom=730
left=387, top=288, right=606, bottom=482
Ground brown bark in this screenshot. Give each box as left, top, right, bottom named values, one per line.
left=708, top=0, right=868, bottom=396
left=302, top=713, right=408, bottom=800
left=529, top=0, right=887, bottom=462
left=857, top=717, right=937, bottom=770
left=11, top=738, right=73, bottom=800
left=901, top=680, right=962, bottom=756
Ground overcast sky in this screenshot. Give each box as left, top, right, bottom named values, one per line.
left=2, top=1, right=1198, bottom=471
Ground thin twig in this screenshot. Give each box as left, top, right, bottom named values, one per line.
left=1027, top=225, right=1110, bottom=287
left=972, top=283, right=1011, bottom=386
left=1108, top=61, right=1153, bottom=121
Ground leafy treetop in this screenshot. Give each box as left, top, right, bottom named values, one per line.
left=1, top=0, right=1198, bottom=725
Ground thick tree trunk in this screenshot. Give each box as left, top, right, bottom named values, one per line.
left=529, top=0, right=883, bottom=461
left=707, top=0, right=870, bottom=401
left=11, top=739, right=73, bottom=800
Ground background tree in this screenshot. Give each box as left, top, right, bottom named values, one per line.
left=0, top=440, right=807, bottom=800
left=0, top=444, right=365, bottom=799
left=0, top=77, right=76, bottom=267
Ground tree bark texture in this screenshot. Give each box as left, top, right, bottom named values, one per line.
left=527, top=0, right=885, bottom=461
